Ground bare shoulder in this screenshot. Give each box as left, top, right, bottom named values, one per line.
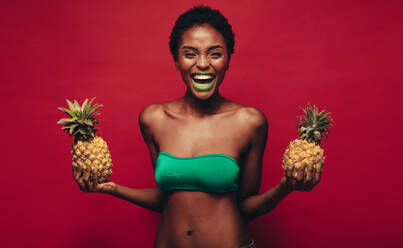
left=236, top=106, right=268, bottom=130
left=138, top=103, right=165, bottom=128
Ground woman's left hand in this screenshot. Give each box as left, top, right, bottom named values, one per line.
left=280, top=164, right=322, bottom=192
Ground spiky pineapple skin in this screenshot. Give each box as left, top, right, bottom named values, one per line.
left=72, top=136, right=112, bottom=183
left=282, top=139, right=324, bottom=178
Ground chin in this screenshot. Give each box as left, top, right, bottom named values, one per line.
left=196, top=93, right=214, bottom=101
left=191, top=86, right=218, bottom=100
left=191, top=90, right=212, bottom=100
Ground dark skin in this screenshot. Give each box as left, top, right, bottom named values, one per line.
left=72, top=24, right=322, bottom=247
left=72, top=162, right=321, bottom=193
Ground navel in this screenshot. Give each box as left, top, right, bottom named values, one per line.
left=186, top=230, right=193, bottom=236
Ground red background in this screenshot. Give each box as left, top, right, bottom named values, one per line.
left=2, top=0, right=402, bottom=247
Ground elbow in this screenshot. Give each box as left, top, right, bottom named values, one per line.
left=237, top=194, right=259, bottom=221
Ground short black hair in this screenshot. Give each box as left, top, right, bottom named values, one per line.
left=169, top=6, right=235, bottom=62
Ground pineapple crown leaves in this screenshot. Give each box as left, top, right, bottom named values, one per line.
left=297, top=103, right=334, bottom=145
left=57, top=97, right=103, bottom=141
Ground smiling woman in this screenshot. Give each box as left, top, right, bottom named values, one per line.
left=175, top=24, right=229, bottom=99
left=72, top=5, right=320, bottom=248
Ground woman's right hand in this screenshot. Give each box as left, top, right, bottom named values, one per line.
left=72, top=165, right=117, bottom=194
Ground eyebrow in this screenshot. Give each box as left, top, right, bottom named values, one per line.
left=181, top=45, right=224, bottom=52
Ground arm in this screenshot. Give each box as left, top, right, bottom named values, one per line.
left=73, top=165, right=164, bottom=213
left=237, top=108, right=322, bottom=223
left=109, top=184, right=163, bottom=212
left=241, top=166, right=322, bottom=223
left=236, top=108, right=292, bottom=223
left=240, top=178, right=293, bottom=224
left=72, top=104, right=165, bottom=213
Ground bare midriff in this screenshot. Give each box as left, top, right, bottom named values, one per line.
left=154, top=190, right=252, bottom=248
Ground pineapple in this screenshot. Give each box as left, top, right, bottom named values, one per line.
left=282, top=104, right=334, bottom=178
left=57, top=97, right=112, bottom=183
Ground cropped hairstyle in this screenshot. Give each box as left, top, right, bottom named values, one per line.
left=169, top=6, right=235, bottom=61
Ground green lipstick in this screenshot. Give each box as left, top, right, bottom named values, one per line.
left=191, top=72, right=215, bottom=91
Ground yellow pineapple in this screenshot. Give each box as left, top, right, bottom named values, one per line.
left=57, top=98, right=112, bottom=183
left=282, top=104, right=334, bottom=178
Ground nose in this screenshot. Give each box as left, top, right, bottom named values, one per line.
left=196, top=55, right=209, bottom=70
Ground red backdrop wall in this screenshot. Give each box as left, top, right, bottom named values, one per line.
left=2, top=0, right=402, bottom=247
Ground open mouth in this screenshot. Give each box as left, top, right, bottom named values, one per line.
left=191, top=73, right=216, bottom=84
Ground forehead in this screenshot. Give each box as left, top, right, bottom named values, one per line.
left=179, top=24, right=227, bottom=50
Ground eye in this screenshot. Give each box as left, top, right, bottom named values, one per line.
left=184, top=53, right=196, bottom=58
left=209, top=52, right=223, bottom=59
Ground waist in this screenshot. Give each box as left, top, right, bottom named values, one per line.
left=158, top=195, right=248, bottom=247
left=162, top=190, right=240, bottom=222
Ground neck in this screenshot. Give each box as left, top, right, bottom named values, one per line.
left=180, top=89, right=226, bottom=117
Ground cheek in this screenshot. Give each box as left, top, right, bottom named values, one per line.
left=211, top=60, right=228, bottom=74
left=176, top=62, right=188, bottom=72
left=178, top=60, right=195, bottom=71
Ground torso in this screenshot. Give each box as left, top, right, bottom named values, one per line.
left=147, top=98, right=258, bottom=248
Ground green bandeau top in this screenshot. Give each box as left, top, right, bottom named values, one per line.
left=155, top=152, right=240, bottom=193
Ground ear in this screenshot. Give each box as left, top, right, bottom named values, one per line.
left=174, top=60, right=179, bottom=70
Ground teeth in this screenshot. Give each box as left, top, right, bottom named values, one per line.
left=193, top=74, right=214, bottom=80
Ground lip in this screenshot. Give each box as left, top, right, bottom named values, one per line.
left=191, top=77, right=216, bottom=91
left=190, top=72, right=216, bottom=79
left=189, top=72, right=217, bottom=91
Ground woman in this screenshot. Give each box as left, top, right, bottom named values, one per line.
left=73, top=6, right=322, bottom=248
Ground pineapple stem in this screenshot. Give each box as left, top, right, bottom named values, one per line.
left=297, top=103, right=334, bottom=144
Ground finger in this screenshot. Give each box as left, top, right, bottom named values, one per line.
left=87, top=175, right=93, bottom=192
left=74, top=165, right=82, bottom=184
left=302, top=163, right=319, bottom=191
left=295, top=164, right=304, bottom=182
left=88, top=165, right=95, bottom=192
left=81, top=164, right=91, bottom=192
left=283, top=165, right=292, bottom=183
left=71, top=165, right=78, bottom=180
left=92, top=166, right=98, bottom=192
left=293, top=164, right=306, bottom=190
left=285, top=165, right=297, bottom=187
left=285, top=165, right=293, bottom=179
left=75, top=166, right=86, bottom=191
left=308, top=166, right=320, bottom=188
left=313, top=169, right=322, bottom=185
left=73, top=165, right=80, bottom=181
left=79, top=165, right=88, bottom=191
left=289, top=170, right=297, bottom=188
left=77, top=164, right=85, bottom=179
left=304, top=164, right=314, bottom=184
left=83, top=164, right=90, bottom=181
left=78, top=179, right=86, bottom=191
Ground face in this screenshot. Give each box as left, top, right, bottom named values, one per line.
left=175, top=24, right=229, bottom=100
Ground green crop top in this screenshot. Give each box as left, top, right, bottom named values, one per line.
left=154, top=152, right=240, bottom=193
